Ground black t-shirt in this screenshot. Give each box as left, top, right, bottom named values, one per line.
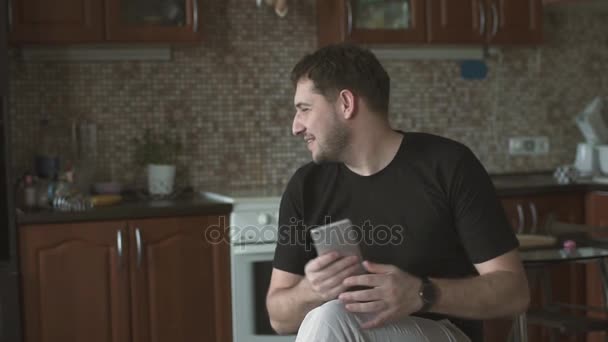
left=273, top=131, right=519, bottom=341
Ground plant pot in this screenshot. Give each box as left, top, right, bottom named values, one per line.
left=147, top=164, right=176, bottom=196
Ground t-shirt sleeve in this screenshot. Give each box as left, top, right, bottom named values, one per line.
left=272, top=172, right=310, bottom=275
left=448, top=148, right=519, bottom=264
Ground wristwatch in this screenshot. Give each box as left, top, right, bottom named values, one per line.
left=418, top=276, right=438, bottom=313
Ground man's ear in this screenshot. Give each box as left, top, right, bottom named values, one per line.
left=338, top=89, right=356, bottom=120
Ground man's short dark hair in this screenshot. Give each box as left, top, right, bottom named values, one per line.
left=291, top=43, right=390, bottom=116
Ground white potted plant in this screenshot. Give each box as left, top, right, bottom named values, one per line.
left=134, top=128, right=182, bottom=196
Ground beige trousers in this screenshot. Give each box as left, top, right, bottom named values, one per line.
left=295, top=300, right=472, bottom=342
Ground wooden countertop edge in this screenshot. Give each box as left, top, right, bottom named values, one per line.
left=15, top=175, right=608, bottom=225
left=17, top=201, right=233, bottom=225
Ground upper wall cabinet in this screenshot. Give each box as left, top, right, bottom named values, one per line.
left=317, top=0, right=427, bottom=46
left=105, top=0, right=202, bottom=42
left=317, top=0, right=543, bottom=46
left=9, top=0, right=105, bottom=43
left=427, top=0, right=486, bottom=44
left=489, top=0, right=542, bottom=44
left=9, top=0, right=203, bottom=44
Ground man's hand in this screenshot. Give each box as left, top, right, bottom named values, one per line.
left=304, top=252, right=363, bottom=302
left=338, top=261, right=423, bottom=329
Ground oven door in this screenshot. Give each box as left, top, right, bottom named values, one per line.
left=231, top=243, right=296, bottom=342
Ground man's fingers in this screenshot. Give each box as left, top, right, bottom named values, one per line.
left=326, top=284, right=349, bottom=300
left=305, top=252, right=340, bottom=273
left=325, top=255, right=360, bottom=276
left=339, top=288, right=379, bottom=302
left=345, top=300, right=386, bottom=313
left=363, top=260, right=397, bottom=274
left=343, top=273, right=383, bottom=287
left=317, top=260, right=362, bottom=290
left=306, top=255, right=360, bottom=296
left=361, top=311, right=392, bottom=329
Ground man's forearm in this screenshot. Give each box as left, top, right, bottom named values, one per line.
left=266, top=278, right=325, bottom=334
left=431, top=270, right=530, bottom=319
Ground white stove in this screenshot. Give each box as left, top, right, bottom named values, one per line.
left=229, top=196, right=295, bottom=342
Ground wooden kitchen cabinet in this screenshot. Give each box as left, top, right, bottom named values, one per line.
left=584, top=192, right=608, bottom=342
left=19, top=220, right=131, bottom=342
left=316, top=0, right=427, bottom=46
left=105, top=0, right=203, bottom=42
left=317, top=0, right=543, bottom=46
left=484, top=192, right=586, bottom=342
left=19, top=215, right=231, bottom=342
left=9, top=0, right=105, bottom=43
left=9, top=0, right=203, bottom=44
left=501, top=192, right=586, bottom=231
left=129, top=216, right=231, bottom=342
left=427, top=0, right=486, bottom=44
left=486, top=0, right=543, bottom=45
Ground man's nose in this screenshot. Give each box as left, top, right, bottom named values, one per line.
left=292, top=114, right=305, bottom=136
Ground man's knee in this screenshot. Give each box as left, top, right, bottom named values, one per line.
left=304, top=300, right=357, bottom=325
left=298, top=300, right=361, bottom=340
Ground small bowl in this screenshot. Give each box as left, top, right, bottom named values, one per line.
left=93, top=182, right=122, bottom=195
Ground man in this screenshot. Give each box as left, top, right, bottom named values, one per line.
left=266, top=43, right=530, bottom=342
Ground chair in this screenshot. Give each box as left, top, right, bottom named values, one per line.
left=520, top=215, right=608, bottom=342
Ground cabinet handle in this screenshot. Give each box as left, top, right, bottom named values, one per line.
left=116, top=229, right=123, bottom=270
left=529, top=203, right=538, bottom=234
left=193, top=0, right=199, bottom=33
left=516, top=204, right=525, bottom=234
left=7, top=0, right=13, bottom=32
left=478, top=1, right=486, bottom=36
left=135, top=228, right=143, bottom=269
left=491, top=2, right=498, bottom=38
left=346, top=0, right=353, bottom=37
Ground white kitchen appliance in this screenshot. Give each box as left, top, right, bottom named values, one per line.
left=574, top=97, right=608, bottom=177
left=574, top=142, right=598, bottom=177
left=230, top=196, right=295, bottom=342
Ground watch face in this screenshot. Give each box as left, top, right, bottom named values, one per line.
left=421, top=278, right=437, bottom=306
left=422, top=283, right=437, bottom=303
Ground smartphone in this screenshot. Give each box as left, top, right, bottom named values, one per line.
left=310, top=218, right=366, bottom=275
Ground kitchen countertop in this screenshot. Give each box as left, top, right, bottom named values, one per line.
left=491, top=172, right=608, bottom=196
left=17, top=192, right=233, bottom=225
left=16, top=173, right=608, bottom=225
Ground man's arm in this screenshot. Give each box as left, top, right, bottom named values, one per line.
left=340, top=249, right=530, bottom=328
left=267, top=253, right=363, bottom=334
left=429, top=248, right=530, bottom=318
left=266, top=269, right=323, bottom=334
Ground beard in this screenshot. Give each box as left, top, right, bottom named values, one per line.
left=312, top=111, right=350, bottom=164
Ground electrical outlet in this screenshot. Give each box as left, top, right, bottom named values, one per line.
left=508, top=136, right=549, bottom=156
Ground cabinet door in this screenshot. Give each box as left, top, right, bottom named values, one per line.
left=585, top=192, right=608, bottom=342
left=129, top=215, right=231, bottom=342
left=19, top=221, right=130, bottom=342
left=427, top=0, right=486, bottom=44
left=485, top=193, right=586, bottom=342
left=105, top=0, right=203, bottom=42
left=487, top=0, right=543, bottom=44
left=9, top=0, right=104, bottom=43
left=317, top=0, right=426, bottom=46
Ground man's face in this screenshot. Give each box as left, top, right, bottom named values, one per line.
left=292, top=79, right=350, bottom=163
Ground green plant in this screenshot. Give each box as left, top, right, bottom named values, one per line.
left=133, top=128, right=182, bottom=166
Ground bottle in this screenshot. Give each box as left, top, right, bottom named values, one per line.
left=24, top=175, right=36, bottom=209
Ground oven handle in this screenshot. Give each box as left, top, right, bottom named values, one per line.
left=232, top=243, right=276, bottom=255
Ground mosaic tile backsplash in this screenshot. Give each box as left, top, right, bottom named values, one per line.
left=8, top=2, right=608, bottom=197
